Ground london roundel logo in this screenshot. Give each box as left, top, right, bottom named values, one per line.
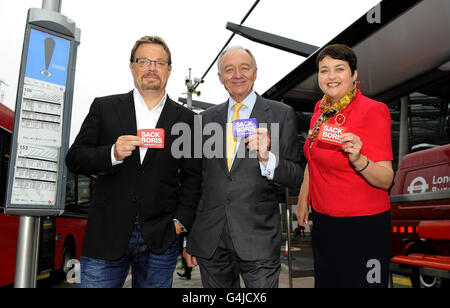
left=407, top=177, right=429, bottom=194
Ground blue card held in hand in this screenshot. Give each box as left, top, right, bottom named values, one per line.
left=232, top=118, right=258, bottom=138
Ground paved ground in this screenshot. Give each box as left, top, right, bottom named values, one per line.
left=170, top=234, right=315, bottom=288
left=35, top=233, right=412, bottom=288
left=170, top=257, right=315, bottom=288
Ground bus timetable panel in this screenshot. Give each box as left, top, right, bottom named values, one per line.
left=5, top=8, right=80, bottom=216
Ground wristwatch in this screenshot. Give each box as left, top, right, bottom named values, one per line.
left=355, top=156, right=370, bottom=173
left=173, top=219, right=187, bottom=233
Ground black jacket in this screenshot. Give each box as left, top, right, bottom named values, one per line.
left=66, top=91, right=202, bottom=260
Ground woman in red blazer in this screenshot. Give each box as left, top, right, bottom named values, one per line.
left=296, top=44, right=394, bottom=288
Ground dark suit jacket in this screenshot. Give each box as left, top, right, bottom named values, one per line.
left=187, top=95, right=303, bottom=261
left=66, top=91, right=202, bottom=260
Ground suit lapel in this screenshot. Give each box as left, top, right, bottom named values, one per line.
left=114, top=91, right=140, bottom=167
left=213, top=101, right=231, bottom=177
left=141, top=96, right=180, bottom=167
left=249, top=94, right=271, bottom=126
left=116, top=91, right=138, bottom=135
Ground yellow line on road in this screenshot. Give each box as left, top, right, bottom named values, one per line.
left=37, top=272, right=51, bottom=281
left=393, top=276, right=412, bottom=287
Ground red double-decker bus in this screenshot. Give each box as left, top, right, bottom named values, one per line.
left=390, top=145, right=450, bottom=288
left=0, top=102, right=89, bottom=287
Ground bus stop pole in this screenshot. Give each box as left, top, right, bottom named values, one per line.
left=14, top=217, right=41, bottom=288
left=42, top=0, right=62, bottom=12
left=13, top=0, right=61, bottom=289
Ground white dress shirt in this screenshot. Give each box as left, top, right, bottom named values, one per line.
left=111, top=88, right=167, bottom=165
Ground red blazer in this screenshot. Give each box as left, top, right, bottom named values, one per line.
left=304, top=90, right=393, bottom=217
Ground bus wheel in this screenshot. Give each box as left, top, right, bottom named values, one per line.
left=419, top=275, right=442, bottom=288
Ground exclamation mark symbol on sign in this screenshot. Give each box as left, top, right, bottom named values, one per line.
left=41, top=37, right=56, bottom=78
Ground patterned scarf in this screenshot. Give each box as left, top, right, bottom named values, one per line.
left=308, top=81, right=360, bottom=143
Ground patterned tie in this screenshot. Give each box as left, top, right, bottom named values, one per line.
left=227, top=103, right=244, bottom=170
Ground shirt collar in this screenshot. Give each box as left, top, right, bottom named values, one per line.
left=133, top=88, right=167, bottom=113
left=228, top=91, right=257, bottom=113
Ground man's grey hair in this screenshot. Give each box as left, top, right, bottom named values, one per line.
left=217, top=46, right=258, bottom=74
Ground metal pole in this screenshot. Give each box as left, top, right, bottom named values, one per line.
left=187, top=92, right=193, bottom=110
left=30, top=217, right=41, bottom=288
left=187, top=69, right=193, bottom=110
left=13, top=0, right=60, bottom=289
left=185, top=68, right=201, bottom=111
left=285, top=188, right=293, bottom=288
left=398, top=96, right=409, bottom=164
left=14, top=216, right=41, bottom=288
left=42, top=0, right=62, bottom=12
left=193, top=0, right=261, bottom=91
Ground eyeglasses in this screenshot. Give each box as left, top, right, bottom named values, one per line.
left=133, top=58, right=170, bottom=68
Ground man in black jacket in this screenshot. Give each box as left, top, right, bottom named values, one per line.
left=66, top=36, right=202, bottom=288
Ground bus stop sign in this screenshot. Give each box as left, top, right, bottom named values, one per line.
left=5, top=8, right=80, bottom=216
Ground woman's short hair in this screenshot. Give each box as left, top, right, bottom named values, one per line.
left=316, top=44, right=357, bottom=75
left=130, top=36, right=172, bottom=65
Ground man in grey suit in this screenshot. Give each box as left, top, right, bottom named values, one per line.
left=185, top=46, right=303, bottom=288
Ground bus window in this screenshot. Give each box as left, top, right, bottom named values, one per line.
left=65, top=172, right=76, bottom=213
left=386, top=76, right=450, bottom=170
left=63, top=172, right=92, bottom=216
left=77, top=176, right=90, bottom=204
left=0, top=129, right=11, bottom=208
left=77, top=175, right=91, bottom=215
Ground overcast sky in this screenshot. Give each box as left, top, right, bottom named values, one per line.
left=0, top=0, right=380, bottom=143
